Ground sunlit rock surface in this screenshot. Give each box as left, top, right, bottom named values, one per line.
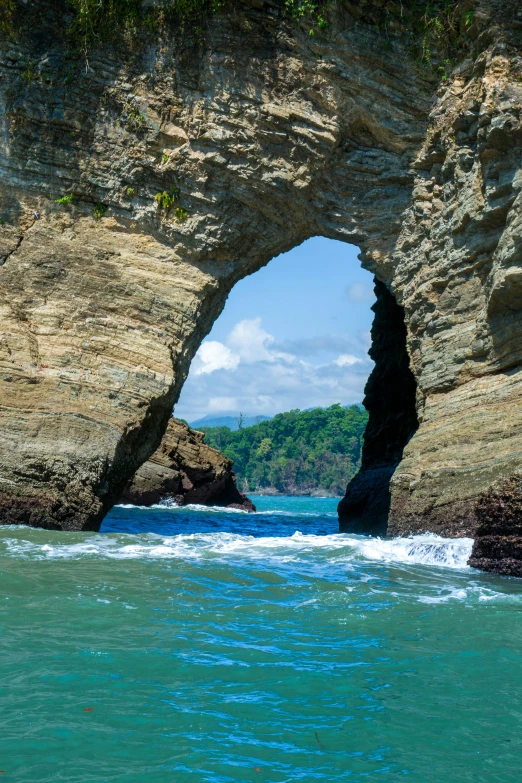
left=121, top=418, right=255, bottom=511
left=1, top=0, right=522, bottom=573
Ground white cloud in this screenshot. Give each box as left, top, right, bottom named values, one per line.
left=193, top=341, right=240, bottom=375
left=227, top=318, right=275, bottom=363
left=345, top=282, right=375, bottom=302
left=334, top=354, right=363, bottom=367
left=175, top=317, right=373, bottom=421
left=208, top=396, right=239, bottom=412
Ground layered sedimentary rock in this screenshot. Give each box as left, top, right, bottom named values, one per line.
left=121, top=417, right=255, bottom=510
left=1, top=1, right=522, bottom=572
left=384, top=28, right=522, bottom=540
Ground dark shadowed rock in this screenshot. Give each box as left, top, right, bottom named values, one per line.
left=121, top=418, right=256, bottom=511
left=468, top=474, right=522, bottom=576
left=339, top=281, right=418, bottom=536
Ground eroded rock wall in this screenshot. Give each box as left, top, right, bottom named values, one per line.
left=1, top=0, right=522, bottom=558
left=387, top=21, right=522, bottom=537
left=121, top=417, right=255, bottom=510
left=341, top=1, right=522, bottom=542
left=0, top=0, right=431, bottom=530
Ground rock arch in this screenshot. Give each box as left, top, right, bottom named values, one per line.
left=0, top=1, right=521, bottom=558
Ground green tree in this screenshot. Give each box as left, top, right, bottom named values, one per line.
left=200, top=404, right=368, bottom=496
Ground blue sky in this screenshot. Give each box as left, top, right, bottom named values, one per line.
left=174, top=237, right=375, bottom=423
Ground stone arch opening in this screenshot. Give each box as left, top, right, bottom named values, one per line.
left=168, top=236, right=419, bottom=535
left=0, top=0, right=432, bottom=533
left=1, top=0, right=522, bottom=575
left=176, top=236, right=374, bottom=426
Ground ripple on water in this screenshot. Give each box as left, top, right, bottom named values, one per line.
left=1, top=497, right=522, bottom=783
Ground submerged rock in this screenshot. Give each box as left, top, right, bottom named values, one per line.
left=121, top=419, right=255, bottom=512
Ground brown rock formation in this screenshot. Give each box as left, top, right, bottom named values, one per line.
left=468, top=474, right=522, bottom=576
left=120, top=417, right=255, bottom=511
left=1, top=0, right=522, bottom=575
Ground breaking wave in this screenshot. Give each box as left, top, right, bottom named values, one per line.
left=354, top=533, right=473, bottom=569
left=118, top=501, right=338, bottom=516
left=0, top=530, right=472, bottom=569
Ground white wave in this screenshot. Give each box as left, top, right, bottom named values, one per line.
left=0, top=530, right=472, bottom=570
left=1, top=530, right=341, bottom=562
left=116, top=502, right=337, bottom=517
left=160, top=502, right=250, bottom=514
left=117, top=502, right=253, bottom=514
left=352, top=533, right=473, bottom=570
left=418, top=588, right=469, bottom=604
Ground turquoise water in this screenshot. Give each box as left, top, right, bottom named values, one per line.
left=1, top=496, right=522, bottom=782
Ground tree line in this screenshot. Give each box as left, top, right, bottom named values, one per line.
left=198, top=404, right=368, bottom=496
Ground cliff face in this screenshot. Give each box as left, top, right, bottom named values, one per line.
left=121, top=417, right=255, bottom=510
left=1, top=1, right=522, bottom=570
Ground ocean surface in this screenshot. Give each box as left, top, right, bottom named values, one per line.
left=1, top=496, right=521, bottom=782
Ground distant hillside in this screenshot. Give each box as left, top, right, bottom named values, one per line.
left=199, top=404, right=368, bottom=496
left=189, top=414, right=272, bottom=431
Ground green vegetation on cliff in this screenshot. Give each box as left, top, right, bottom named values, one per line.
left=199, top=404, right=368, bottom=496
left=1, top=0, right=474, bottom=76
left=64, top=0, right=470, bottom=61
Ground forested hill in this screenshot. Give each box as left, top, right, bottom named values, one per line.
left=199, top=404, right=368, bottom=497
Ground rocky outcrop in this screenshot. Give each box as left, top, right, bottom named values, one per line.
left=383, top=27, right=522, bottom=540
left=468, top=474, right=522, bottom=575
left=120, top=417, right=255, bottom=510
left=1, top=0, right=522, bottom=575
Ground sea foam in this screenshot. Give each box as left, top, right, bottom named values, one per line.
left=1, top=529, right=473, bottom=570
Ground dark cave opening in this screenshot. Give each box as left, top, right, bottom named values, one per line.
left=338, top=279, right=419, bottom=536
